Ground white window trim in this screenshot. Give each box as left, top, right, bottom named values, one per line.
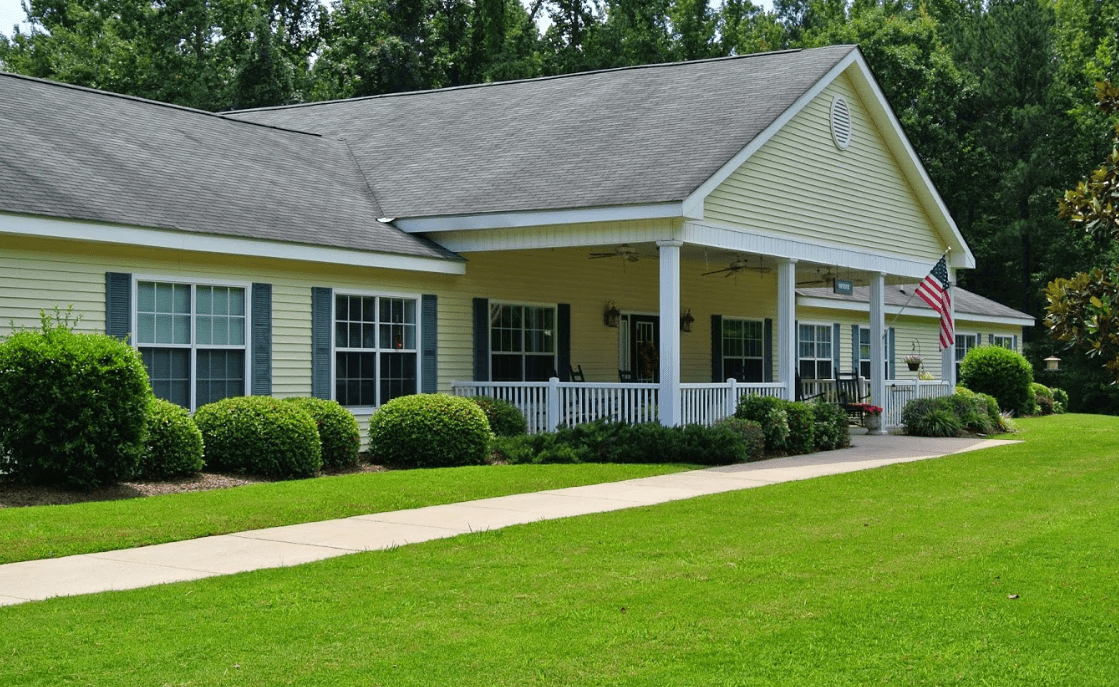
left=798, top=321, right=834, bottom=379
left=993, top=335, right=1014, bottom=350
left=955, top=333, right=978, bottom=361
left=858, top=326, right=890, bottom=380
left=131, top=274, right=253, bottom=411
left=331, top=289, right=423, bottom=411
left=489, top=301, right=558, bottom=382
left=722, top=317, right=765, bottom=382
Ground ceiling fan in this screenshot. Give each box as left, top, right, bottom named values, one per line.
left=702, top=256, right=770, bottom=277
left=588, top=245, right=641, bottom=262
left=797, top=268, right=839, bottom=287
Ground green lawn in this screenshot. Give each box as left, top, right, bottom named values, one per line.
left=0, top=463, right=692, bottom=564
left=2, top=415, right=1118, bottom=685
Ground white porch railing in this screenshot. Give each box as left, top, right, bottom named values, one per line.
left=453, top=377, right=955, bottom=432
left=882, top=380, right=954, bottom=428
left=452, top=378, right=788, bottom=433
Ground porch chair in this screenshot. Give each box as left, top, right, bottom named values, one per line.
left=570, top=365, right=586, bottom=382
left=618, top=369, right=635, bottom=383
left=834, top=371, right=870, bottom=424
left=795, top=372, right=826, bottom=403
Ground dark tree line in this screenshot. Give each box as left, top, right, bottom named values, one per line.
left=4, top=0, right=1119, bottom=355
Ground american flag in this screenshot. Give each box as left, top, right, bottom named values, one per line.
left=915, top=256, right=954, bottom=349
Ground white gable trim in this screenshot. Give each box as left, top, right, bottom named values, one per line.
left=797, top=295, right=1034, bottom=328
left=394, top=202, right=689, bottom=233
left=1, top=213, right=466, bottom=275
left=682, top=49, right=975, bottom=270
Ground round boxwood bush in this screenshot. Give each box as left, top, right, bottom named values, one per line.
left=469, top=396, right=528, bottom=437
left=959, top=346, right=1034, bottom=417
left=283, top=397, right=361, bottom=469
left=734, top=395, right=790, bottom=453
left=137, top=397, right=205, bottom=480
left=194, top=397, right=322, bottom=478
left=0, top=316, right=149, bottom=488
left=716, top=417, right=766, bottom=461
left=368, top=394, right=491, bottom=468
left=812, top=400, right=850, bottom=451
left=784, top=401, right=815, bottom=456
left=1051, top=387, right=1069, bottom=413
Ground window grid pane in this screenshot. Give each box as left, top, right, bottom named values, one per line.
left=490, top=304, right=555, bottom=380
left=334, top=295, right=420, bottom=406
left=722, top=319, right=764, bottom=382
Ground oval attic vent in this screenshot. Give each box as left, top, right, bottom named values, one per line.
left=830, top=96, right=852, bottom=150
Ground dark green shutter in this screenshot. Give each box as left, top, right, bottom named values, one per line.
left=557, top=303, right=571, bottom=381
left=311, top=287, right=333, bottom=400
left=763, top=318, right=773, bottom=383
left=832, top=323, right=841, bottom=375
left=988, top=333, right=993, bottom=345
left=850, top=324, right=860, bottom=374
left=887, top=327, right=895, bottom=379
left=251, top=283, right=272, bottom=395
left=105, top=272, right=131, bottom=340
left=421, top=294, right=438, bottom=393
left=711, top=315, right=723, bottom=382
left=473, top=298, right=489, bottom=381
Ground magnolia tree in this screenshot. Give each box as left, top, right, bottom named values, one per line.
left=1047, top=82, right=1119, bottom=380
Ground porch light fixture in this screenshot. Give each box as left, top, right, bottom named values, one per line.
left=1044, top=356, right=1061, bottom=372
left=680, top=308, right=695, bottom=333
left=603, top=301, right=620, bottom=328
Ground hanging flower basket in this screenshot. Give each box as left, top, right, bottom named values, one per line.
left=904, top=354, right=923, bottom=371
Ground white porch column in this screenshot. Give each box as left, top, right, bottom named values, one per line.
left=869, top=273, right=887, bottom=435
left=941, top=266, right=956, bottom=386
left=777, top=258, right=797, bottom=401
left=657, top=240, right=683, bottom=426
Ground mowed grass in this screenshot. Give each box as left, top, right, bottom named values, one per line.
left=0, top=463, right=693, bottom=564
left=2, top=414, right=1118, bottom=685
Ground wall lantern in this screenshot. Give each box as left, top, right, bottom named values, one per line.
left=680, top=308, right=695, bottom=333
left=603, top=301, right=620, bottom=328
left=1044, top=356, right=1061, bottom=372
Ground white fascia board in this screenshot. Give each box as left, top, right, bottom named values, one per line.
left=684, top=220, right=939, bottom=280
left=682, top=49, right=975, bottom=271
left=797, top=296, right=1034, bottom=327
left=393, top=202, right=685, bottom=233
left=0, top=213, right=466, bottom=275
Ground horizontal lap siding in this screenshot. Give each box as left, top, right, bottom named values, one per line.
left=705, top=75, right=943, bottom=262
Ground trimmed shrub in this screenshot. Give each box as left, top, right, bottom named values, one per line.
left=368, top=394, right=491, bottom=468
left=138, top=397, right=204, bottom=480
left=1030, top=383, right=1054, bottom=416
left=717, top=417, right=766, bottom=462
left=0, top=314, right=149, bottom=488
left=1051, top=388, right=1069, bottom=414
left=942, top=392, right=992, bottom=433
left=901, top=397, right=939, bottom=434
left=194, top=397, right=322, bottom=478
left=283, top=397, right=361, bottom=469
left=959, top=346, right=1034, bottom=416
left=975, top=392, right=1003, bottom=430
left=812, top=400, right=850, bottom=451
left=784, top=402, right=815, bottom=456
left=734, top=395, right=791, bottom=453
left=469, top=396, right=528, bottom=437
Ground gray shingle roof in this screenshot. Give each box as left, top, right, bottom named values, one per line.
left=227, top=46, right=857, bottom=219
left=797, top=285, right=1034, bottom=322
left=0, top=72, right=458, bottom=261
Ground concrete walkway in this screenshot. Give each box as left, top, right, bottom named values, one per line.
left=0, top=433, right=1017, bottom=607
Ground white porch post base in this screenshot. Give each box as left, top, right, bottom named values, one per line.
left=657, top=239, right=682, bottom=426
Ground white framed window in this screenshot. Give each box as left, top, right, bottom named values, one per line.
left=723, top=318, right=764, bottom=382
left=955, top=333, right=978, bottom=378
left=490, top=302, right=556, bottom=382
left=858, top=327, right=890, bottom=379
left=993, top=335, right=1014, bottom=350
left=334, top=293, right=418, bottom=408
left=798, top=323, right=833, bottom=380
left=134, top=278, right=249, bottom=410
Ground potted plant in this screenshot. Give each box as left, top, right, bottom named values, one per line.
left=904, top=353, right=923, bottom=371
left=849, top=402, right=884, bottom=431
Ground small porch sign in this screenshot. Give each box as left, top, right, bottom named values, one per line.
left=833, top=279, right=853, bottom=295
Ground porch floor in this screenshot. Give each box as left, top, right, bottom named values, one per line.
left=0, top=434, right=1018, bottom=607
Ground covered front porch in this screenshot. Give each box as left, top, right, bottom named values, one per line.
left=443, top=231, right=961, bottom=434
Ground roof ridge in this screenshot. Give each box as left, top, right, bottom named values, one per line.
left=0, top=70, right=324, bottom=138
left=226, top=47, right=857, bottom=116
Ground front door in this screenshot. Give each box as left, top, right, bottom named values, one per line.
left=630, top=315, right=659, bottom=383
